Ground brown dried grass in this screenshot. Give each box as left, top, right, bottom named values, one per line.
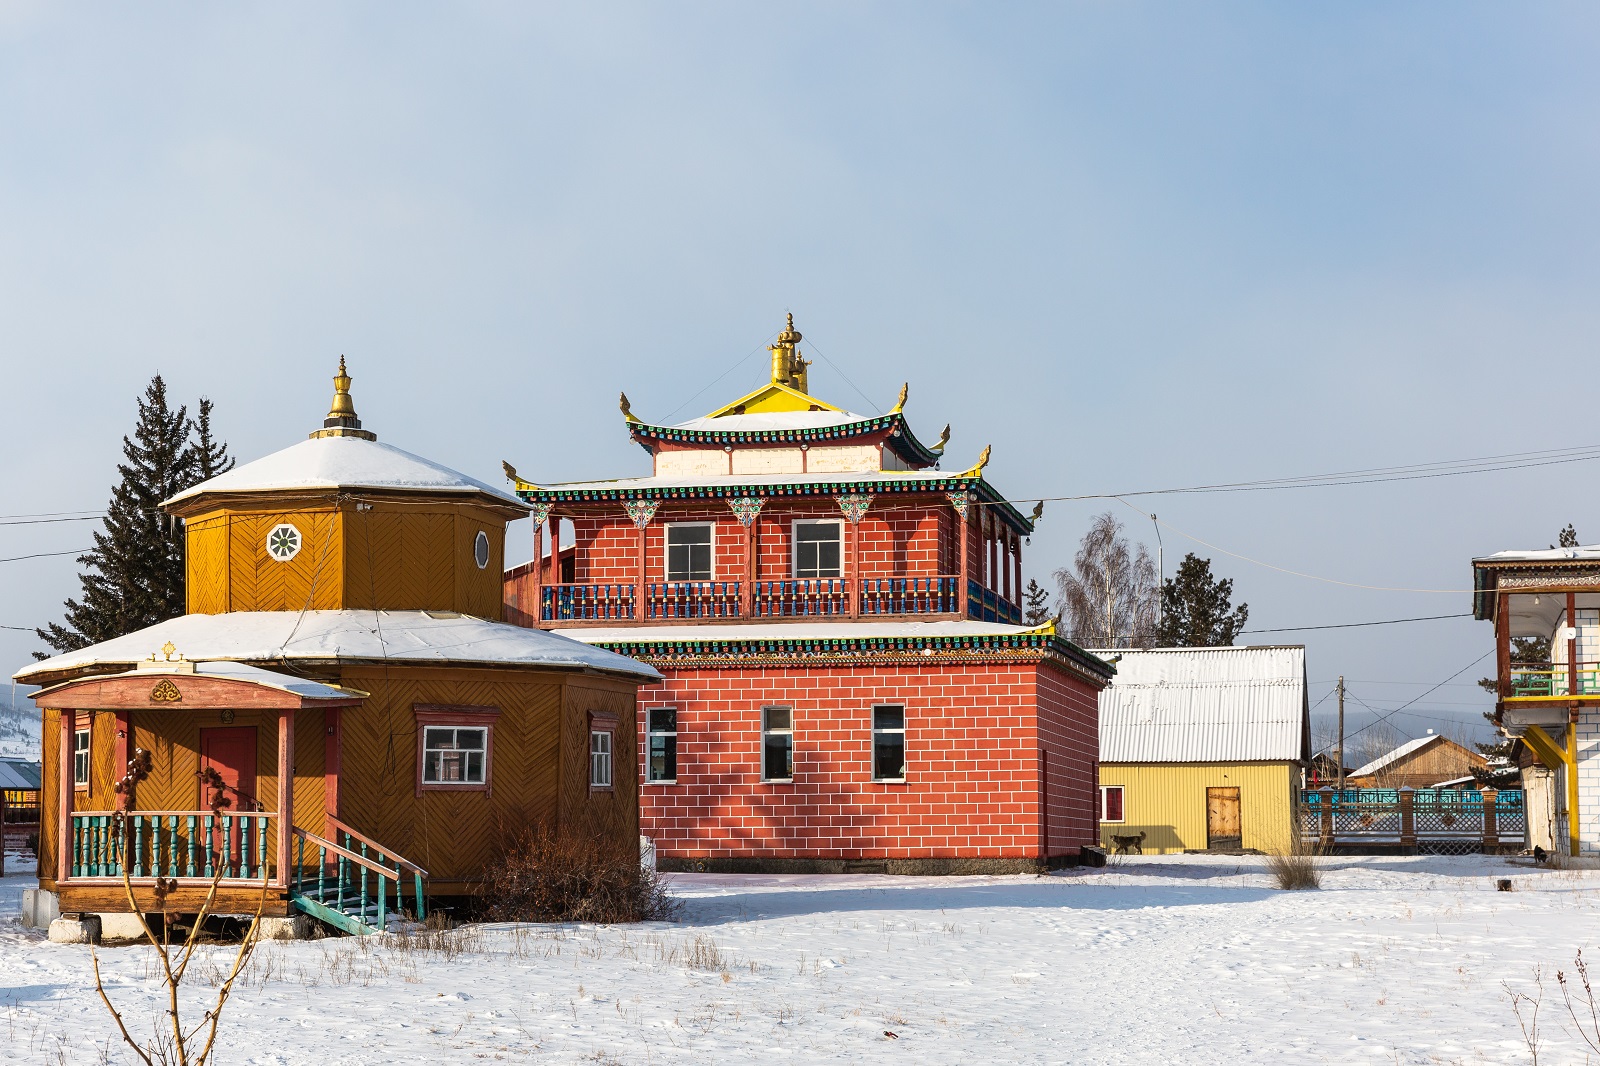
left=482, top=827, right=680, bottom=924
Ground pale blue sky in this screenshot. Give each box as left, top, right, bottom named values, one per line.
left=4, top=4, right=1599, bottom=744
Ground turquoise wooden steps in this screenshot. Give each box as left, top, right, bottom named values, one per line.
left=287, top=819, right=428, bottom=936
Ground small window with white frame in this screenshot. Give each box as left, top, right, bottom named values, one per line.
left=1099, top=785, right=1124, bottom=823
left=665, top=523, right=714, bottom=581
left=73, top=725, right=90, bottom=789
left=646, top=707, right=677, bottom=783
left=793, top=520, right=842, bottom=579
left=872, top=705, right=905, bottom=781
left=591, top=729, right=614, bottom=788
left=422, top=726, right=487, bottom=785
left=762, top=706, right=793, bottom=781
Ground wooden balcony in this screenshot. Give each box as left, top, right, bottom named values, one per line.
left=530, top=575, right=1007, bottom=626
left=1505, top=662, right=1600, bottom=700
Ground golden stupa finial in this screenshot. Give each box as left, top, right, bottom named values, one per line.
left=892, top=382, right=908, bottom=413
left=769, top=312, right=810, bottom=392
left=310, top=355, right=377, bottom=440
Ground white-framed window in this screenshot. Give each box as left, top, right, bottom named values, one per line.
left=665, top=523, right=714, bottom=581
left=591, top=729, right=614, bottom=788
left=647, top=707, right=677, bottom=783
left=872, top=705, right=905, bottom=781
left=73, top=727, right=90, bottom=789
left=793, top=520, right=843, bottom=579
left=422, top=726, right=487, bottom=785
left=474, top=530, right=490, bottom=569
left=1099, top=785, right=1125, bottom=823
left=762, top=706, right=793, bottom=781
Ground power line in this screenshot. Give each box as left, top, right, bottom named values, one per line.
left=799, top=334, right=883, bottom=416
left=1241, top=613, right=1472, bottom=634
left=1335, top=651, right=1494, bottom=745
left=0, top=548, right=92, bottom=564
left=0, top=515, right=105, bottom=527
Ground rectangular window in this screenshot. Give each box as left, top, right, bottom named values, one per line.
left=73, top=727, right=90, bottom=789
left=422, top=726, right=487, bottom=785
left=872, top=705, right=905, bottom=781
left=666, top=523, right=714, bottom=581
left=591, top=730, right=613, bottom=788
left=793, top=520, right=842, bottom=579
left=762, top=706, right=793, bottom=781
left=647, top=707, right=678, bottom=783
left=1100, top=785, right=1124, bottom=823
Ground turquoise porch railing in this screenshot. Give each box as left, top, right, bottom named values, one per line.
left=290, top=817, right=428, bottom=933
left=70, top=810, right=277, bottom=881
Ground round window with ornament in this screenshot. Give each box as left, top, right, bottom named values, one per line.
left=266, top=523, right=302, bottom=562
left=474, top=530, right=490, bottom=570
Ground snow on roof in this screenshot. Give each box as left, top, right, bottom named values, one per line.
left=556, top=620, right=1045, bottom=644
left=1474, top=544, right=1600, bottom=564
left=14, top=611, right=661, bottom=684
left=545, top=469, right=961, bottom=494
left=1090, top=646, right=1308, bottom=763
left=163, top=435, right=525, bottom=509
left=670, top=410, right=869, bottom=432
left=0, top=758, right=39, bottom=791
left=1348, top=734, right=1444, bottom=779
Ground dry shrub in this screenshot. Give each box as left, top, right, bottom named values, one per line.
left=1266, top=846, right=1322, bottom=890
left=483, top=827, right=680, bottom=924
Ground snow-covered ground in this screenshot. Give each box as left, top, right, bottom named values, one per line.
left=0, top=853, right=1593, bottom=1064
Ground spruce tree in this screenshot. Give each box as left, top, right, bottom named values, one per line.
left=1155, top=553, right=1249, bottom=647
left=1022, top=578, right=1054, bottom=626
left=36, top=376, right=205, bottom=656
left=191, top=397, right=234, bottom=480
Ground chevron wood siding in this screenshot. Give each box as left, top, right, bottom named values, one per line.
left=40, top=709, right=59, bottom=883
left=185, top=515, right=230, bottom=614
left=561, top=679, right=639, bottom=845
left=187, top=506, right=346, bottom=613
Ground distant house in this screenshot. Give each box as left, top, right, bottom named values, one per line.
left=0, top=757, right=40, bottom=822
left=1308, top=748, right=1352, bottom=788
left=1092, top=646, right=1310, bottom=854
left=1345, top=734, right=1486, bottom=790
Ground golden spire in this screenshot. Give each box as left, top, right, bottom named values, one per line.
left=768, top=312, right=811, bottom=393
left=310, top=355, right=377, bottom=440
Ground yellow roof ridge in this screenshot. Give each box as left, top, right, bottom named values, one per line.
left=703, top=380, right=844, bottom=419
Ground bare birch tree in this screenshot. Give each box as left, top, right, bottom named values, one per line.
left=1054, top=511, right=1159, bottom=647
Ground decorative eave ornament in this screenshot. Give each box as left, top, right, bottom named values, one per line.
left=620, top=392, right=641, bottom=424
left=961, top=445, right=991, bottom=479
left=835, top=493, right=874, bottom=524
left=501, top=461, right=540, bottom=494
left=932, top=424, right=951, bottom=454
left=309, top=356, right=377, bottom=441
left=891, top=382, right=909, bottom=414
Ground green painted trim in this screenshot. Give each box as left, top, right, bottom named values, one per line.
left=290, top=891, right=380, bottom=937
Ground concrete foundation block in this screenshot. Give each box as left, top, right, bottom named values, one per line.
left=96, top=913, right=151, bottom=941
left=21, top=889, right=59, bottom=930
left=47, top=916, right=101, bottom=944
left=258, top=914, right=316, bottom=941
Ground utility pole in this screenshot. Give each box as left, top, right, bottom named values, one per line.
left=1336, top=676, right=1346, bottom=792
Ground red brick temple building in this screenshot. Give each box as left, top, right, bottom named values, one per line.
left=504, top=317, right=1114, bottom=872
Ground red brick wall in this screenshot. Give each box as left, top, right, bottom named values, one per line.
left=634, top=660, right=1100, bottom=860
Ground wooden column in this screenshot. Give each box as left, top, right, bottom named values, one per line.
left=277, top=709, right=294, bottom=887
left=113, top=711, right=130, bottom=809
left=957, top=504, right=970, bottom=618
left=1482, top=788, right=1499, bottom=848
left=1569, top=719, right=1582, bottom=857
left=1496, top=592, right=1511, bottom=700
left=636, top=522, right=647, bottom=621
left=743, top=517, right=756, bottom=618
left=1568, top=592, right=1580, bottom=697
left=847, top=517, right=860, bottom=619
left=324, top=706, right=341, bottom=829
left=1002, top=529, right=1013, bottom=605
left=1317, top=786, right=1333, bottom=848
left=530, top=519, right=545, bottom=625
left=58, top=710, right=73, bottom=882
left=548, top=513, right=561, bottom=597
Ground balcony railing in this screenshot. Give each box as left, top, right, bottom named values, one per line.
left=860, top=576, right=960, bottom=615
left=540, top=583, right=636, bottom=622
left=967, top=580, right=1022, bottom=625
left=70, top=810, right=278, bottom=882
left=647, top=582, right=742, bottom=619
left=1507, top=662, right=1600, bottom=697
left=753, top=579, right=849, bottom=617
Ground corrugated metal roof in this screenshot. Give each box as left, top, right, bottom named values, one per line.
left=0, top=758, right=39, bottom=791
left=1348, top=734, right=1440, bottom=779
left=1091, top=646, right=1309, bottom=763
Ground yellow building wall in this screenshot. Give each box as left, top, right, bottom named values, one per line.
left=1098, top=762, right=1297, bottom=854
left=184, top=499, right=505, bottom=619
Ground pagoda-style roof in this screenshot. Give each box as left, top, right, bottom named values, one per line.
left=627, top=409, right=944, bottom=468
left=518, top=469, right=1036, bottom=536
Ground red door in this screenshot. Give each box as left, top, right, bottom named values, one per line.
left=200, top=727, right=257, bottom=872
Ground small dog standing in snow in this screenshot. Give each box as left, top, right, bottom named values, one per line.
left=1110, top=831, right=1146, bottom=855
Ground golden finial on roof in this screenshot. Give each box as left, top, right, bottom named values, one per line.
left=892, top=382, right=908, bottom=413
left=310, top=355, right=377, bottom=440
left=768, top=312, right=810, bottom=392
left=620, top=391, right=640, bottom=423
left=933, top=424, right=951, bottom=453
left=961, top=444, right=991, bottom=478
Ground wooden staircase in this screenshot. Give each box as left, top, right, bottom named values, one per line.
left=288, top=817, right=428, bottom=936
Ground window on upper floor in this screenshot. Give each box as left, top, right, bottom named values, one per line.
left=793, top=520, right=842, bottom=579
left=666, top=523, right=714, bottom=582
left=647, top=707, right=677, bottom=783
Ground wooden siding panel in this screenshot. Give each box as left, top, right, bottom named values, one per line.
left=185, top=514, right=230, bottom=614
left=39, top=709, right=59, bottom=885
left=561, top=680, right=639, bottom=848
left=228, top=514, right=258, bottom=611
left=1097, top=763, right=1295, bottom=854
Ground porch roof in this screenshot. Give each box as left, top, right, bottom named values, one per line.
left=13, top=610, right=663, bottom=688
left=31, top=660, right=362, bottom=709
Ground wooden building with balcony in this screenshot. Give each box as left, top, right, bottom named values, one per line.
left=14, top=362, right=659, bottom=935
left=503, top=317, right=1116, bottom=872
left=1473, top=544, right=1600, bottom=856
